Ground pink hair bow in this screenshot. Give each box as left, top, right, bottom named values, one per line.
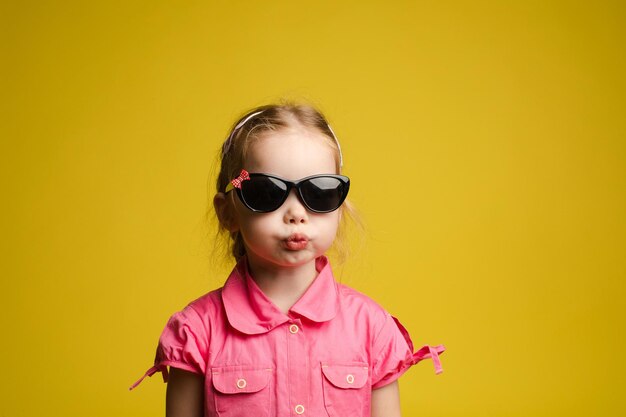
left=230, top=169, right=250, bottom=189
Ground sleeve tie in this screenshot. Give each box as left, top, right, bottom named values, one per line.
left=392, top=315, right=446, bottom=375
left=129, top=364, right=168, bottom=391
left=413, top=344, right=446, bottom=375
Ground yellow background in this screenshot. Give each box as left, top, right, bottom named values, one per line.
left=2, top=1, right=624, bottom=416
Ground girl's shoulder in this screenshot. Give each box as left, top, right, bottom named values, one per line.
left=336, top=283, right=392, bottom=323
left=180, top=286, right=225, bottom=319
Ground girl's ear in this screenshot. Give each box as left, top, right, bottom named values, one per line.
left=213, top=192, right=239, bottom=232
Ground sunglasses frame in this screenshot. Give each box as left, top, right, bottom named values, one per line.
left=226, top=172, right=350, bottom=213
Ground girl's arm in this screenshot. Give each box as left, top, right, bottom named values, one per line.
left=166, top=367, right=204, bottom=417
left=371, top=380, right=401, bottom=417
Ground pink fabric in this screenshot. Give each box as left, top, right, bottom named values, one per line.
left=131, top=256, right=445, bottom=416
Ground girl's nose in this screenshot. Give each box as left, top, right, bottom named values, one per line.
left=283, top=191, right=308, bottom=224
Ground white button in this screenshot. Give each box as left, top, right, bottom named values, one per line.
left=236, top=378, right=247, bottom=389
left=289, top=324, right=299, bottom=334
left=295, top=404, right=305, bottom=414
left=346, top=374, right=355, bottom=384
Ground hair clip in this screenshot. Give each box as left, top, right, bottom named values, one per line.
left=225, top=169, right=250, bottom=193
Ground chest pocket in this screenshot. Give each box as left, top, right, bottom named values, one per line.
left=211, top=366, right=272, bottom=417
left=321, top=362, right=370, bottom=417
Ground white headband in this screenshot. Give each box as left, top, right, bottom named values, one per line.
left=326, top=123, right=343, bottom=168
left=221, top=110, right=344, bottom=168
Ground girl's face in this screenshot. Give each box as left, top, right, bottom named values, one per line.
left=230, top=127, right=341, bottom=272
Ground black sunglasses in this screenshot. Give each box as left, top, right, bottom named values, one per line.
left=225, top=170, right=350, bottom=213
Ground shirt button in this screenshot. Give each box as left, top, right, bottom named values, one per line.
left=289, top=324, right=299, bottom=334
left=294, top=404, right=305, bottom=414
left=236, top=378, right=247, bottom=389
left=346, top=374, right=355, bottom=384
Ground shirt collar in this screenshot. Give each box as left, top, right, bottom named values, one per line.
left=222, top=256, right=340, bottom=335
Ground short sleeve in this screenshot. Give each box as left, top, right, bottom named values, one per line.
left=370, top=312, right=445, bottom=389
left=129, top=305, right=209, bottom=390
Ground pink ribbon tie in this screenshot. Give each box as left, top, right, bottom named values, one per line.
left=129, top=365, right=167, bottom=391
left=413, top=344, right=446, bottom=375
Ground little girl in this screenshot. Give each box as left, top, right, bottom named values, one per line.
left=131, top=103, right=445, bottom=417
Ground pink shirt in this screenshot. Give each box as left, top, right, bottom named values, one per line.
left=131, top=256, right=444, bottom=416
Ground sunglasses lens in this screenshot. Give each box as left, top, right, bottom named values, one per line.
left=240, top=176, right=288, bottom=212
left=300, top=177, right=348, bottom=212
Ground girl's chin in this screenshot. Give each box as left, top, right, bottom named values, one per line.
left=246, top=245, right=328, bottom=270
left=258, top=253, right=318, bottom=269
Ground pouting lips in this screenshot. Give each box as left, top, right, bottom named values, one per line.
left=284, top=234, right=309, bottom=250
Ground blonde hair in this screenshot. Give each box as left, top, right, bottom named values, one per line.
left=211, top=102, right=359, bottom=263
